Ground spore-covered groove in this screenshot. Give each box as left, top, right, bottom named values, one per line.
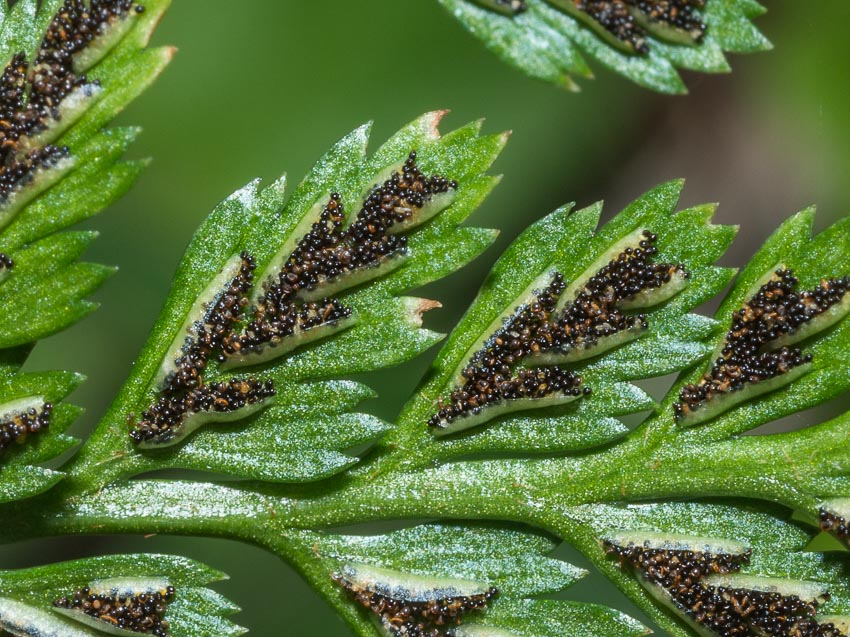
left=676, top=268, right=850, bottom=425
left=429, top=230, right=687, bottom=435
left=474, top=0, right=708, bottom=54
left=332, top=563, right=499, bottom=637
left=130, top=152, right=456, bottom=447
left=606, top=535, right=846, bottom=637
left=0, top=1, right=144, bottom=224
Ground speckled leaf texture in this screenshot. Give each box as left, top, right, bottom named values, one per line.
left=286, top=523, right=646, bottom=637
left=0, top=0, right=171, bottom=503
left=64, top=111, right=505, bottom=489
left=438, top=0, right=771, bottom=92
left=0, top=554, right=243, bottom=637
left=0, top=8, right=847, bottom=637
left=5, top=177, right=846, bottom=637
left=331, top=182, right=850, bottom=637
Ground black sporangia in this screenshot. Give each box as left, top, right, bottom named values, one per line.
left=53, top=578, right=175, bottom=637
left=222, top=151, right=456, bottom=367
left=129, top=253, right=276, bottom=447
left=818, top=500, right=850, bottom=549
left=675, top=268, right=850, bottom=425
left=332, top=563, right=498, bottom=637
left=0, top=399, right=52, bottom=458
left=131, top=153, right=456, bottom=447
left=474, top=0, right=707, bottom=54
left=557, top=0, right=708, bottom=55
left=0, top=0, right=143, bottom=227
left=429, top=230, right=687, bottom=435
left=428, top=272, right=587, bottom=434
left=561, top=0, right=707, bottom=54
left=0, top=49, right=74, bottom=223
left=606, top=533, right=847, bottom=637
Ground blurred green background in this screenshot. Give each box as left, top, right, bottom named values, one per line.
left=2, top=1, right=850, bottom=634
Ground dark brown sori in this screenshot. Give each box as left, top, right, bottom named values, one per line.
left=0, top=1, right=143, bottom=205
left=0, top=49, right=71, bottom=205
left=428, top=272, right=586, bottom=431
left=429, top=230, right=685, bottom=432
left=562, top=0, right=706, bottom=54
left=131, top=152, right=456, bottom=446
left=332, top=572, right=498, bottom=637
left=54, top=584, right=175, bottom=637
left=819, top=509, right=850, bottom=549
left=164, top=254, right=257, bottom=396
left=606, top=540, right=845, bottom=637
left=37, top=0, right=144, bottom=62
left=675, top=269, right=850, bottom=422
left=222, top=152, right=455, bottom=360
left=129, top=253, right=276, bottom=445
left=0, top=253, right=13, bottom=271
left=0, top=402, right=52, bottom=457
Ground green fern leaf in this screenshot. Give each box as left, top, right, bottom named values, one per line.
left=0, top=0, right=171, bottom=502
left=439, top=0, right=771, bottom=92
left=70, top=112, right=506, bottom=488
left=285, top=523, right=645, bottom=637
left=0, top=553, right=243, bottom=637
left=383, top=180, right=734, bottom=462
left=0, top=0, right=171, bottom=342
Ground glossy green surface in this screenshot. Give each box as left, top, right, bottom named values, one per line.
left=2, top=2, right=848, bottom=636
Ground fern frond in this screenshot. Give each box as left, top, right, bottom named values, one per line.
left=0, top=554, right=243, bottom=637
left=5, top=153, right=850, bottom=637
left=290, top=184, right=850, bottom=637
left=0, top=0, right=170, bottom=502
left=68, top=112, right=506, bottom=488
left=439, top=0, right=771, bottom=93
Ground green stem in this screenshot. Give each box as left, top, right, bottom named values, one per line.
left=3, top=423, right=833, bottom=546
